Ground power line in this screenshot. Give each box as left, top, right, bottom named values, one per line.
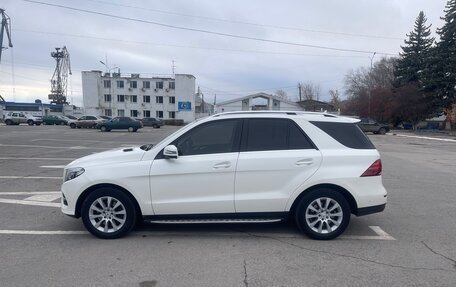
left=86, top=0, right=403, bottom=41
left=22, top=0, right=396, bottom=56
left=14, top=29, right=373, bottom=58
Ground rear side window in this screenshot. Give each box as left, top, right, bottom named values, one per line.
left=310, top=121, right=375, bottom=149
left=245, top=118, right=315, bottom=151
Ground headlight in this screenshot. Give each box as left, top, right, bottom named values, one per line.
left=64, top=167, right=85, bottom=182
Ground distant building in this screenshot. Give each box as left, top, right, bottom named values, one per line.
left=81, top=71, right=196, bottom=123
left=216, top=93, right=304, bottom=113
left=297, top=99, right=337, bottom=113
left=0, top=101, right=82, bottom=118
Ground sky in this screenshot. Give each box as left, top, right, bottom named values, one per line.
left=0, top=0, right=450, bottom=106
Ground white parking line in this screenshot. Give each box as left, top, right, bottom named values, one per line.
left=0, top=230, right=87, bottom=235
left=0, top=157, right=75, bottom=160
left=0, top=144, right=106, bottom=150
left=391, top=133, right=456, bottom=143
left=24, top=194, right=61, bottom=202
left=341, top=226, right=395, bottom=240
left=0, top=198, right=60, bottom=207
left=0, top=191, right=60, bottom=195
left=40, top=165, right=65, bottom=169
left=0, top=176, right=61, bottom=180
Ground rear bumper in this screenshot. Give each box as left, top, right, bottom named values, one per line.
left=355, top=203, right=386, bottom=216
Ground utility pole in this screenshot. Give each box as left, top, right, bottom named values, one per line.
left=368, top=52, right=376, bottom=118
left=0, top=8, right=13, bottom=64
left=298, top=83, right=302, bottom=102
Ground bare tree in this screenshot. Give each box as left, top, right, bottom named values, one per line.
left=275, top=89, right=288, bottom=100
left=300, top=82, right=321, bottom=101
left=329, top=89, right=341, bottom=110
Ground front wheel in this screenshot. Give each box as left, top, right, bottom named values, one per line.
left=27, top=120, right=34, bottom=126
left=379, top=128, right=387, bottom=135
left=128, top=127, right=134, bottom=132
left=5, top=120, right=12, bottom=125
left=81, top=188, right=137, bottom=239
left=295, top=188, right=350, bottom=240
left=100, top=126, right=107, bottom=132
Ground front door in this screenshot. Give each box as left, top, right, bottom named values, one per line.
left=150, top=119, right=242, bottom=215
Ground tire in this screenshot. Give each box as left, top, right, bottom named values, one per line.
left=100, top=126, right=107, bottom=132
left=379, top=128, right=387, bottom=135
left=295, top=188, right=350, bottom=240
left=152, top=124, right=158, bottom=129
left=77, top=126, right=82, bottom=129
left=81, top=188, right=137, bottom=239
left=128, top=127, right=134, bottom=132
left=133, top=128, right=138, bottom=132
left=70, top=123, right=76, bottom=129
left=35, top=123, right=41, bottom=126
left=59, top=122, right=65, bottom=125
left=5, top=120, right=12, bottom=125
left=27, top=120, right=34, bottom=126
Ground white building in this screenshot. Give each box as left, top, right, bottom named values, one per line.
left=82, top=71, right=196, bottom=123
left=216, top=92, right=304, bottom=113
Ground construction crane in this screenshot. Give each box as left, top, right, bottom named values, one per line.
left=0, top=8, right=13, bottom=64
left=48, top=46, right=72, bottom=104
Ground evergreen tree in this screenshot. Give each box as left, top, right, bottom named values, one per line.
left=425, top=0, right=456, bottom=109
left=395, top=11, right=434, bottom=87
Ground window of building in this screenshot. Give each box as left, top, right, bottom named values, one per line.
left=104, top=94, right=111, bottom=102
left=103, top=80, right=111, bottom=88
left=169, top=111, right=175, bottom=119
left=143, top=110, right=151, bottom=118
left=156, top=96, right=163, bottom=104
left=118, top=109, right=125, bottom=117
left=155, top=81, right=164, bottom=89
left=130, top=110, right=138, bottom=117
left=130, top=95, right=137, bottom=103
left=143, top=81, right=150, bottom=89
left=104, top=109, right=112, bottom=116
left=117, top=95, right=125, bottom=102
left=169, top=96, right=175, bottom=104
left=143, top=95, right=150, bottom=103
left=172, top=119, right=241, bottom=156
left=117, top=80, right=124, bottom=88
left=130, top=81, right=137, bottom=89
left=156, top=111, right=163, bottom=118
left=169, top=81, right=175, bottom=89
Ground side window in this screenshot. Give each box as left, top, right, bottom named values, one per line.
left=245, top=119, right=315, bottom=151
left=245, top=119, right=288, bottom=151
left=87, top=116, right=96, bottom=120
left=172, top=120, right=241, bottom=156
left=289, top=122, right=315, bottom=149
left=310, top=121, right=375, bottom=149
left=79, top=116, right=86, bottom=121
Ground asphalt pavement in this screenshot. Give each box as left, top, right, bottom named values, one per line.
left=0, top=125, right=455, bottom=286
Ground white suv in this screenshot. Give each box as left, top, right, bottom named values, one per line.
left=61, top=112, right=387, bottom=240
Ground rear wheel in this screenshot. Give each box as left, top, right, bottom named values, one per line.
left=133, top=128, right=138, bottom=132
left=81, top=188, right=136, bottom=239
left=35, top=122, right=41, bottom=126
left=27, top=120, right=34, bottom=126
left=379, top=128, right=387, bottom=135
left=152, top=124, right=158, bottom=129
left=295, top=188, right=350, bottom=240
left=5, top=119, right=12, bottom=125
left=100, top=126, right=107, bottom=132
left=70, top=123, right=76, bottom=129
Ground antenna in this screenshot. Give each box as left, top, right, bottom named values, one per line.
left=172, top=60, right=176, bottom=75
left=48, top=46, right=72, bottom=104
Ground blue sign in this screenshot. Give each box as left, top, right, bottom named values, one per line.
left=178, top=101, right=192, bottom=111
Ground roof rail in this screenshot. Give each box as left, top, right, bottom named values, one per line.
left=212, top=111, right=338, bottom=117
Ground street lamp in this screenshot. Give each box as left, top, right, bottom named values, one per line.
left=99, top=60, right=118, bottom=74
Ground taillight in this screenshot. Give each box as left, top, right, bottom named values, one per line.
left=361, top=159, right=382, bottom=177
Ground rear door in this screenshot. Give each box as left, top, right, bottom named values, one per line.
left=234, top=118, right=322, bottom=212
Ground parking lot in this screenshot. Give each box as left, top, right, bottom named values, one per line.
left=0, top=124, right=455, bottom=286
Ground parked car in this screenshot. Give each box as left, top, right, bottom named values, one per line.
left=358, top=118, right=390, bottom=134
left=96, top=117, right=143, bottom=132
left=100, top=116, right=112, bottom=120
left=61, top=111, right=387, bottom=240
left=3, top=112, right=42, bottom=126
left=65, top=115, right=78, bottom=120
left=140, top=117, right=163, bottom=128
left=69, top=115, right=105, bottom=129
left=42, top=115, right=68, bottom=125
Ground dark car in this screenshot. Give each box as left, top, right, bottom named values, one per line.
left=42, top=115, right=67, bottom=125
left=100, top=116, right=112, bottom=120
left=358, top=118, right=390, bottom=135
left=139, top=117, right=163, bottom=128
left=96, top=117, right=143, bottom=132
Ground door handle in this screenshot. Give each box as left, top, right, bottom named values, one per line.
left=296, top=158, right=313, bottom=166
left=213, top=161, right=231, bottom=169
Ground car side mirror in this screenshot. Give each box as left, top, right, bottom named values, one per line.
left=163, top=145, right=178, bottom=159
